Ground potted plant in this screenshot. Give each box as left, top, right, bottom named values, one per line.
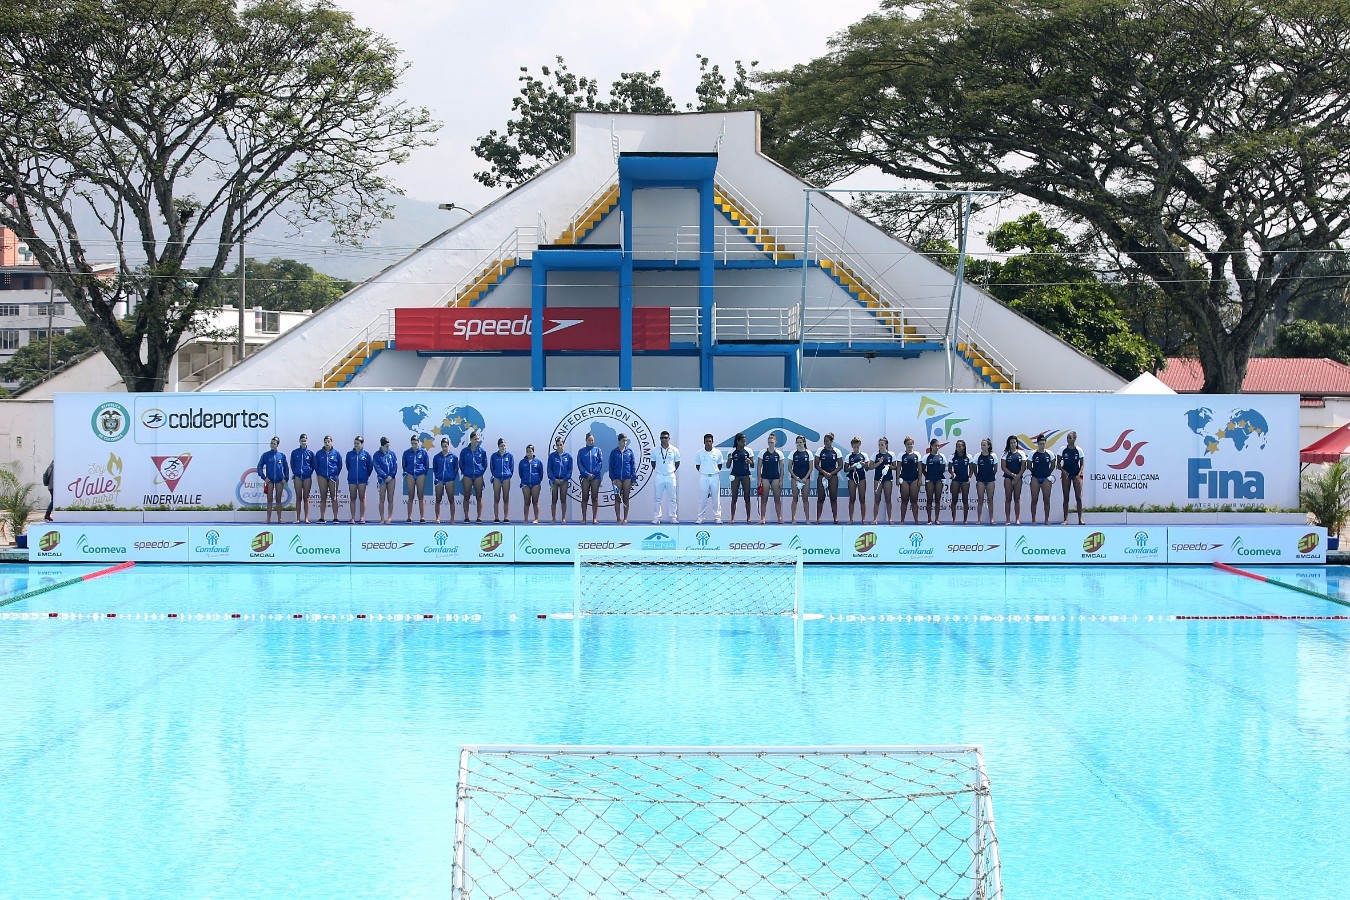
left=1300, top=458, right=1350, bottom=550
left=0, top=464, right=40, bottom=549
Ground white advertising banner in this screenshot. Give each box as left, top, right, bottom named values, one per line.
left=838, top=524, right=1009, bottom=564
left=1005, top=526, right=1168, bottom=564
left=347, top=525, right=503, bottom=563
left=1165, top=526, right=1326, bottom=565
left=53, top=391, right=1300, bottom=518
left=28, top=524, right=190, bottom=562
left=186, top=525, right=350, bottom=563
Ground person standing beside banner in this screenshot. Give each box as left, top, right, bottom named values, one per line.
left=1059, top=431, right=1086, bottom=525
left=649, top=430, right=680, bottom=525
left=432, top=437, right=460, bottom=525
left=897, top=437, right=922, bottom=525
left=290, top=434, right=315, bottom=524
left=403, top=435, right=430, bottom=523
left=845, top=437, right=869, bottom=525
left=608, top=433, right=637, bottom=525
left=490, top=438, right=515, bottom=524
left=257, top=436, right=290, bottom=524
left=789, top=435, right=814, bottom=525
left=975, top=438, right=999, bottom=525
left=547, top=437, right=574, bottom=524
left=870, top=437, right=895, bottom=525
left=1000, top=435, right=1027, bottom=526
left=757, top=433, right=784, bottom=525
left=459, top=432, right=488, bottom=524
left=949, top=439, right=972, bottom=525
left=519, top=444, right=545, bottom=524
left=815, top=433, right=843, bottom=525
left=345, top=436, right=373, bottom=524
left=727, top=433, right=755, bottom=525
left=694, top=433, right=724, bottom=526
left=373, top=437, right=399, bottom=525
left=1028, top=434, right=1056, bottom=526
left=314, top=435, right=343, bottom=523
left=923, top=438, right=948, bottom=526
left=577, top=433, right=605, bottom=526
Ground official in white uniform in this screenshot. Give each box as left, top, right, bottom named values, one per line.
left=649, top=430, right=681, bottom=524
left=694, top=432, right=725, bottom=525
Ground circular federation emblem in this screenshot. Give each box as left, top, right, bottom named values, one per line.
left=551, top=403, right=656, bottom=509
left=91, top=401, right=131, bottom=443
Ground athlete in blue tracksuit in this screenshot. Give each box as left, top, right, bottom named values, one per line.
left=577, top=433, right=605, bottom=525
left=403, top=435, right=430, bottom=523
left=314, top=435, right=343, bottom=523
left=490, top=438, right=515, bottom=523
left=290, top=434, right=315, bottom=523
left=459, top=433, right=488, bottom=523
left=372, top=437, right=399, bottom=524
left=257, top=436, right=290, bottom=524
left=518, top=445, right=545, bottom=524
left=547, top=437, right=574, bottom=524
left=345, top=437, right=373, bottom=524
left=431, top=437, right=460, bottom=524
left=608, top=434, right=638, bottom=524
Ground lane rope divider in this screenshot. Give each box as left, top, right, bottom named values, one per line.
left=1212, top=562, right=1350, bottom=610
left=0, top=560, right=134, bottom=609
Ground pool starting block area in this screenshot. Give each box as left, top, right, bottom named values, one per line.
left=23, top=522, right=1326, bottom=565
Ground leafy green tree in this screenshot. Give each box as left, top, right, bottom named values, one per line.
left=473, top=55, right=758, bottom=188
left=1268, top=320, right=1350, bottom=364
left=760, top=0, right=1350, bottom=393
left=0, top=0, right=437, bottom=392
left=0, top=326, right=103, bottom=390
left=198, top=257, right=354, bottom=314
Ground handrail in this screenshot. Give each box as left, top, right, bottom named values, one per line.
left=958, top=321, right=1019, bottom=388
left=561, top=176, right=619, bottom=243
left=315, top=309, right=394, bottom=388
left=629, top=225, right=792, bottom=264
left=711, top=306, right=801, bottom=343
left=434, top=227, right=541, bottom=308
left=714, top=177, right=768, bottom=235
left=801, top=306, right=948, bottom=346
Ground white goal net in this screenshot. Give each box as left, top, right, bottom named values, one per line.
left=573, top=551, right=803, bottom=617
left=452, top=745, right=1002, bottom=900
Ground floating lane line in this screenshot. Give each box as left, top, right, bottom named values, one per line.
left=0, top=560, right=135, bottom=609
left=1213, top=561, right=1350, bottom=610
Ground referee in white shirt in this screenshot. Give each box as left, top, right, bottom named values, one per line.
left=649, top=430, right=681, bottom=524
left=694, top=432, right=725, bottom=525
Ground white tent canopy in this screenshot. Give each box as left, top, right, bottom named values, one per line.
left=1116, top=371, right=1176, bottom=394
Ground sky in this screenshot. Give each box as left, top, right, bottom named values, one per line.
left=330, top=0, right=883, bottom=208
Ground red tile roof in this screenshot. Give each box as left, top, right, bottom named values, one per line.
left=1159, top=357, right=1350, bottom=395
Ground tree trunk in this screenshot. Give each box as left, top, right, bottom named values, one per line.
left=1194, top=327, right=1247, bottom=394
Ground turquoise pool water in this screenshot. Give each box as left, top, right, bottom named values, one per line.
left=1, top=564, right=1347, bottom=898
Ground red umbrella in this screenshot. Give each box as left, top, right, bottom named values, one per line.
left=1301, top=422, right=1350, bottom=464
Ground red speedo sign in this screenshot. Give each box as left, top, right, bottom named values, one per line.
left=395, top=307, right=670, bottom=352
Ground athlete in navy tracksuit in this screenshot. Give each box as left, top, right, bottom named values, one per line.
left=345, top=437, right=373, bottom=524
left=432, top=437, right=460, bottom=524
left=314, top=435, right=343, bottom=523
left=608, top=434, right=638, bottom=525
left=577, top=433, right=605, bottom=526
left=257, top=436, right=290, bottom=524
left=373, top=437, right=399, bottom=524
left=490, top=438, right=514, bottom=523
left=547, top=437, right=574, bottom=524
left=459, top=433, right=488, bottom=523
left=403, top=435, right=430, bottom=523
left=290, top=434, right=315, bottom=523
left=518, top=445, right=545, bottom=524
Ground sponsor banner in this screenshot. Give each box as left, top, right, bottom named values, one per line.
left=187, top=525, right=350, bottom=563
left=1005, top=526, right=1167, bottom=564
left=350, top=524, right=514, bottom=562
left=516, top=525, right=643, bottom=561
left=395, top=306, right=671, bottom=352
left=54, top=392, right=1300, bottom=515
left=1165, top=526, right=1326, bottom=565
left=28, top=525, right=189, bottom=562
left=846, top=525, right=1008, bottom=564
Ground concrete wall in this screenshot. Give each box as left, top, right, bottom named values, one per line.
left=0, top=399, right=55, bottom=503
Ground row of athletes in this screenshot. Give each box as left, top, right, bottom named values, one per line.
left=681, top=430, right=1086, bottom=526
left=255, top=431, right=647, bottom=525
left=256, top=429, right=1087, bottom=527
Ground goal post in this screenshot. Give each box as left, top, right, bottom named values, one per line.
left=452, top=744, right=1002, bottom=900
left=572, top=550, right=804, bottom=617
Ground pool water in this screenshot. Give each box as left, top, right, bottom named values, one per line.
left=1, top=564, right=1347, bottom=898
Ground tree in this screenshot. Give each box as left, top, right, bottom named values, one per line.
left=473, top=55, right=758, bottom=189
left=1268, top=319, right=1350, bottom=364
left=0, top=326, right=103, bottom=390
left=0, top=0, right=437, bottom=392
left=985, top=215, right=1163, bottom=378
left=199, top=257, right=355, bottom=313
left=760, top=0, right=1350, bottom=392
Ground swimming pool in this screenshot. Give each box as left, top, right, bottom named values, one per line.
left=1, top=563, right=1346, bottom=898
